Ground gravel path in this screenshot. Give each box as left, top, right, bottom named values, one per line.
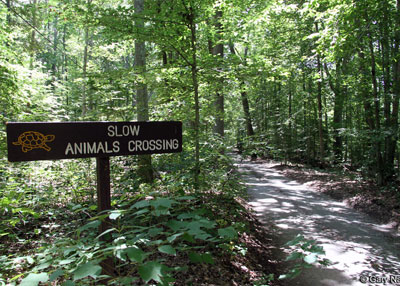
left=236, top=156, right=400, bottom=286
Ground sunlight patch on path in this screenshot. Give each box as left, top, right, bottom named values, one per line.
left=235, top=156, right=400, bottom=286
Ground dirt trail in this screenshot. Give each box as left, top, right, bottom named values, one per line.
left=235, top=156, right=400, bottom=286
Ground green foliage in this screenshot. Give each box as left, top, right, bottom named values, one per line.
left=3, top=193, right=240, bottom=285
left=279, top=234, right=332, bottom=280
left=0, top=145, right=245, bottom=285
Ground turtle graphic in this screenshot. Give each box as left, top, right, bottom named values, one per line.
left=13, top=131, right=55, bottom=153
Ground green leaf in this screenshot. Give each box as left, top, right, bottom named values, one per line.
left=148, top=227, right=163, bottom=237
left=158, top=245, right=176, bottom=256
left=286, top=235, right=305, bottom=246
left=166, top=232, right=183, bottom=243
left=218, top=226, right=237, bottom=240
left=201, top=253, right=214, bottom=264
left=138, top=261, right=165, bottom=283
left=188, top=252, right=203, bottom=263
left=96, top=228, right=115, bottom=239
left=63, top=281, right=75, bottom=286
left=20, top=273, right=49, bottom=286
left=304, top=253, right=318, bottom=264
left=49, top=269, right=64, bottom=282
left=177, top=212, right=197, bottom=219
left=166, top=220, right=188, bottom=231
left=79, top=220, right=100, bottom=232
left=150, top=198, right=176, bottom=209
left=59, top=259, right=75, bottom=265
left=176, top=196, right=196, bottom=201
left=131, top=200, right=150, bottom=209
left=126, top=246, right=146, bottom=263
left=34, top=261, right=51, bottom=271
left=73, top=262, right=102, bottom=281
left=109, top=210, right=123, bottom=220
left=285, top=251, right=303, bottom=261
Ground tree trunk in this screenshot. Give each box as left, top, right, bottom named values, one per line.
left=81, top=26, right=89, bottom=117
left=212, top=9, right=224, bottom=139
left=315, top=23, right=325, bottom=161
left=229, top=45, right=255, bottom=137
left=29, top=0, right=37, bottom=68
left=135, top=0, right=153, bottom=183
left=325, top=59, right=344, bottom=161
left=188, top=7, right=200, bottom=188
left=6, top=0, right=11, bottom=25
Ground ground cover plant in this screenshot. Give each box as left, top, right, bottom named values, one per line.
left=0, top=149, right=283, bottom=285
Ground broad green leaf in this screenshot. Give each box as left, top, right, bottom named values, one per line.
left=177, top=212, right=197, bottom=219
left=126, top=246, right=146, bottom=263
left=285, top=251, right=303, bottom=261
left=133, top=208, right=149, bottom=216
left=202, top=253, right=214, bottom=264
left=34, top=261, right=51, bottom=271
left=286, top=235, right=305, bottom=246
left=150, top=198, right=176, bottom=209
left=109, top=210, right=123, bottom=220
left=158, top=245, right=176, bottom=256
left=175, top=196, right=196, bottom=200
left=138, top=261, right=165, bottom=283
left=49, top=269, right=64, bottom=282
left=79, top=220, right=100, bottom=232
left=182, top=233, right=195, bottom=243
left=166, top=232, right=183, bottom=243
left=73, top=262, right=102, bottom=281
left=218, top=226, right=237, bottom=240
left=20, top=273, right=49, bottom=286
left=148, top=227, right=163, bottom=237
left=131, top=200, right=150, bottom=209
left=166, top=220, right=188, bottom=231
left=309, top=245, right=325, bottom=254
left=304, top=253, right=318, bottom=264
left=188, top=252, right=202, bottom=263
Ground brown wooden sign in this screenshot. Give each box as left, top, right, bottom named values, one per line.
left=6, top=121, right=182, bottom=162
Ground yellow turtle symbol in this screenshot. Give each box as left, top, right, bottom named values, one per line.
left=13, top=131, right=55, bottom=153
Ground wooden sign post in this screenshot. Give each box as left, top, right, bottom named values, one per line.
left=6, top=121, right=182, bottom=277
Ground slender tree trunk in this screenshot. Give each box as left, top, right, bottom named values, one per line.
left=135, top=0, right=153, bottom=183
left=62, top=24, right=68, bottom=106
left=51, top=17, right=58, bottom=91
left=288, top=81, right=292, bottom=160
left=367, top=29, right=384, bottom=184
left=188, top=7, right=200, bottom=188
left=29, top=0, right=37, bottom=68
left=81, top=26, right=89, bottom=117
left=315, top=23, right=325, bottom=161
left=212, top=9, right=224, bottom=139
left=6, top=0, right=11, bottom=25
left=240, top=84, right=254, bottom=137
left=325, top=59, right=344, bottom=161
left=229, top=45, right=254, bottom=137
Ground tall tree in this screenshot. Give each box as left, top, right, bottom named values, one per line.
left=135, top=0, right=153, bottom=182
left=211, top=8, right=224, bottom=139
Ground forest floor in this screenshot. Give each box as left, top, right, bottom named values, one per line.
left=235, top=154, right=400, bottom=286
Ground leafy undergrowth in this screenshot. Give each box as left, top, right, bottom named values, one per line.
left=0, top=193, right=284, bottom=285
left=0, top=153, right=284, bottom=285
left=271, top=162, right=400, bottom=231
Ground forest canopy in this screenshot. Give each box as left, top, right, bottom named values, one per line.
left=1, top=0, right=400, bottom=183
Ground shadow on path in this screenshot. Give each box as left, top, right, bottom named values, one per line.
left=235, top=156, right=400, bottom=286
